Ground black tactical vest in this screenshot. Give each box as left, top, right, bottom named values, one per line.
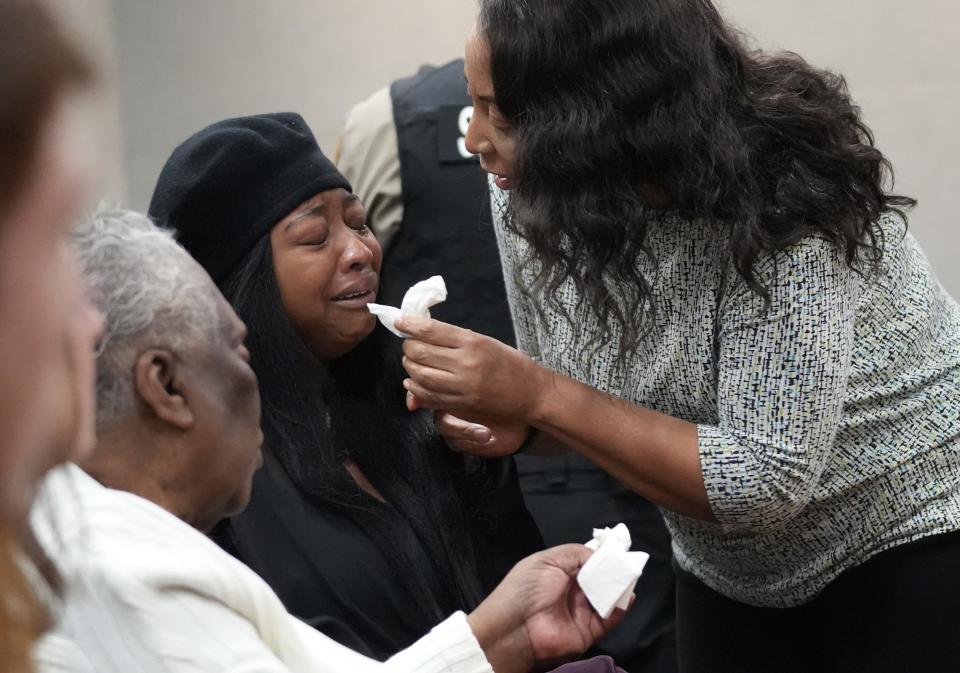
left=385, top=60, right=515, bottom=346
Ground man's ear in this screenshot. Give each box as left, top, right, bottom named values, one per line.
left=134, top=349, right=194, bottom=430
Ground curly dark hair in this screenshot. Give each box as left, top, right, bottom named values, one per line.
left=478, top=0, right=915, bottom=358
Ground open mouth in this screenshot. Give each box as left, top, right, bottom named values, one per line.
left=331, top=288, right=377, bottom=307
left=333, top=290, right=373, bottom=301
left=480, top=160, right=514, bottom=191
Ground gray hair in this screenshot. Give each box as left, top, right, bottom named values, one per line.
left=72, top=206, right=222, bottom=425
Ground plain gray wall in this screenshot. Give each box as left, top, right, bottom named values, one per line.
left=109, top=0, right=475, bottom=211
left=48, top=0, right=126, bottom=203
left=103, top=0, right=959, bottom=294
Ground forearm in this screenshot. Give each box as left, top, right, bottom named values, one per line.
left=526, top=367, right=715, bottom=521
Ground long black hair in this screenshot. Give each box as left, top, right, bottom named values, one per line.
left=219, top=235, right=485, bottom=624
left=479, top=0, right=915, bottom=358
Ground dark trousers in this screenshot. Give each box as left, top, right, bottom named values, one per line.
left=675, top=529, right=960, bottom=673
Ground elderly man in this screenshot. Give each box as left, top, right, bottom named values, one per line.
left=32, top=207, right=620, bottom=673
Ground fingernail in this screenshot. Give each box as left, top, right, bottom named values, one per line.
left=470, top=427, right=491, bottom=443
left=402, top=379, right=411, bottom=390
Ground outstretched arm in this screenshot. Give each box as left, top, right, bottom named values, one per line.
left=398, top=318, right=711, bottom=520
left=398, top=237, right=860, bottom=529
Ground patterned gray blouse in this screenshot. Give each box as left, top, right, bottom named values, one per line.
left=491, top=186, right=960, bottom=607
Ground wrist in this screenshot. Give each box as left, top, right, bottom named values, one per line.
left=521, top=358, right=554, bottom=426
left=467, top=601, right=534, bottom=673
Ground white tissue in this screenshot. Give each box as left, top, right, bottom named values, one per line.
left=577, top=523, right=650, bottom=619
left=367, top=276, right=448, bottom=338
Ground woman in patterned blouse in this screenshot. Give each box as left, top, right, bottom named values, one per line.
left=397, top=1, right=960, bottom=672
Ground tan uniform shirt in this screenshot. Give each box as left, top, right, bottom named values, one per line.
left=337, top=86, right=404, bottom=251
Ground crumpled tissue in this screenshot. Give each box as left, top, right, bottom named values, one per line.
left=367, top=275, right=447, bottom=338
left=577, top=523, right=650, bottom=619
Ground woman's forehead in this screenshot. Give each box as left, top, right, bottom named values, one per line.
left=275, top=188, right=361, bottom=233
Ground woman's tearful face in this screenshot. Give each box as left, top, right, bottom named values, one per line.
left=270, top=188, right=383, bottom=361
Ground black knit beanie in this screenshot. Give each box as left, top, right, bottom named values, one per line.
left=148, top=112, right=352, bottom=284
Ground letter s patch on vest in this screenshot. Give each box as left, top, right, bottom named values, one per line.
left=437, top=105, right=479, bottom=164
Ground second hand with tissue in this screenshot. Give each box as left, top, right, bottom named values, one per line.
left=368, top=276, right=448, bottom=338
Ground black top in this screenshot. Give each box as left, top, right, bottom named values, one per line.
left=214, top=434, right=541, bottom=660
left=215, top=449, right=433, bottom=657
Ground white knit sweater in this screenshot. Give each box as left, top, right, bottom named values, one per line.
left=32, top=464, right=493, bottom=673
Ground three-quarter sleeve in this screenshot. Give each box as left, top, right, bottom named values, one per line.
left=699, top=237, right=863, bottom=533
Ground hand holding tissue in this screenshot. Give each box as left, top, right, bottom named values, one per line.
left=577, top=523, right=649, bottom=619
left=368, top=276, right=447, bottom=337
